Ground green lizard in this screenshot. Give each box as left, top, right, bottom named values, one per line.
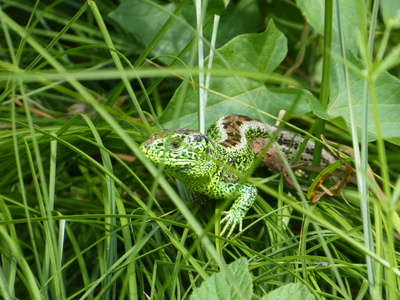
left=140, top=114, right=336, bottom=237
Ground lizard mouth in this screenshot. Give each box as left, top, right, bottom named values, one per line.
left=145, top=154, right=197, bottom=165
left=140, top=143, right=203, bottom=166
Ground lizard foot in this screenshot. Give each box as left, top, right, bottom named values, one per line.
left=220, top=211, right=244, bottom=237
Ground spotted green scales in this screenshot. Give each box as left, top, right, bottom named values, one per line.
left=140, top=115, right=336, bottom=237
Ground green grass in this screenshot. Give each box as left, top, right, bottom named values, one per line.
left=0, top=0, right=400, bottom=299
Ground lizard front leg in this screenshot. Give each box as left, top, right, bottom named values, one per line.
left=220, top=183, right=257, bottom=237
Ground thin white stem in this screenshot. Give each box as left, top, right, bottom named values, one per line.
left=204, top=15, right=220, bottom=104
left=196, top=0, right=206, bottom=133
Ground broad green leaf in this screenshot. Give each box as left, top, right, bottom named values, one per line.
left=161, top=86, right=316, bottom=130
left=308, top=49, right=400, bottom=145
left=261, top=283, right=315, bottom=300
left=190, top=258, right=252, bottom=300
left=109, top=0, right=261, bottom=63
left=380, top=0, right=400, bottom=22
left=297, top=1, right=400, bottom=144
left=296, top=0, right=366, bottom=52
left=160, top=20, right=313, bottom=129
left=211, top=20, right=287, bottom=73
left=109, top=0, right=194, bottom=64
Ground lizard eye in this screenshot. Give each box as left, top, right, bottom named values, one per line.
left=170, top=138, right=183, bottom=149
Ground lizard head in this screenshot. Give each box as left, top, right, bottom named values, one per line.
left=140, top=129, right=216, bottom=178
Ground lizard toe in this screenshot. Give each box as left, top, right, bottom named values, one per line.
left=220, top=211, right=242, bottom=237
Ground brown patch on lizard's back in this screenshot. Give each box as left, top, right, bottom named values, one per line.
left=220, top=115, right=257, bottom=148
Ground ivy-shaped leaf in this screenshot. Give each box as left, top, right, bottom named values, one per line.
left=261, top=283, right=316, bottom=300
left=160, top=20, right=314, bottom=129
left=190, top=258, right=253, bottom=300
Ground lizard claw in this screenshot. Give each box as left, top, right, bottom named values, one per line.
left=220, top=211, right=243, bottom=237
